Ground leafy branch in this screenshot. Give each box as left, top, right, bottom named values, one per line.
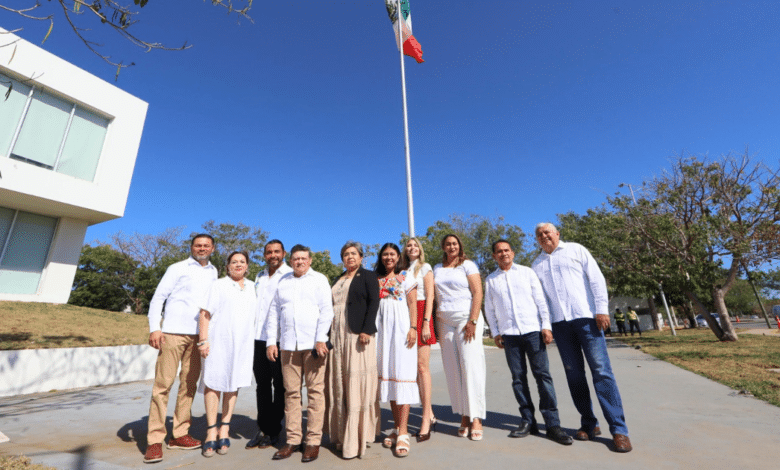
left=1, top=1, right=253, bottom=79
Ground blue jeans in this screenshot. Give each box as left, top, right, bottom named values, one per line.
left=502, top=332, right=560, bottom=428
left=551, top=318, right=628, bottom=436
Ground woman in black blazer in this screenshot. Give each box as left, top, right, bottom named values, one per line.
left=324, top=241, right=380, bottom=459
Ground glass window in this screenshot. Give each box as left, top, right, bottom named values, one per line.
left=0, top=207, right=14, bottom=248
left=10, top=89, right=72, bottom=170
left=56, top=107, right=109, bottom=181
left=0, top=71, right=110, bottom=182
left=0, top=73, right=109, bottom=181
left=0, top=74, right=31, bottom=158
left=0, top=208, right=57, bottom=295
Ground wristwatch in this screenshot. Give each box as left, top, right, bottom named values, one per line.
left=469, top=319, right=477, bottom=325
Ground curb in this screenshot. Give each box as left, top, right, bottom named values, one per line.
left=0, top=344, right=157, bottom=397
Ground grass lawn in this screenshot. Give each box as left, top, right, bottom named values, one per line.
left=0, top=455, right=56, bottom=470
left=0, top=301, right=148, bottom=350
left=615, top=327, right=780, bottom=407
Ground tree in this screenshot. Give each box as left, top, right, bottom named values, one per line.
left=191, top=220, right=268, bottom=279
left=724, top=277, right=768, bottom=316
left=556, top=207, right=715, bottom=330
left=99, top=227, right=184, bottom=314
left=408, top=214, right=532, bottom=279
left=752, top=267, right=780, bottom=300
left=557, top=208, right=657, bottom=299
left=609, top=150, right=780, bottom=341
left=311, top=250, right=342, bottom=284
left=1, top=1, right=253, bottom=77
left=70, top=222, right=269, bottom=315
left=69, top=244, right=136, bottom=311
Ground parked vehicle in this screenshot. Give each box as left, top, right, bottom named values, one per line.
left=696, top=314, right=721, bottom=327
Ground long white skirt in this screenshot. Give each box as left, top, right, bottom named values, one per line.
left=376, top=298, right=419, bottom=405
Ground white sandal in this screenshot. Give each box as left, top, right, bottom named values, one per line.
left=394, top=434, right=410, bottom=457
left=457, top=426, right=469, bottom=438
left=382, top=428, right=398, bottom=448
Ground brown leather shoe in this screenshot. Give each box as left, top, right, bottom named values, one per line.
left=143, top=443, right=163, bottom=463
left=574, top=426, right=601, bottom=441
left=272, top=444, right=301, bottom=460
left=167, top=434, right=201, bottom=450
left=301, top=445, right=320, bottom=463
left=613, top=434, right=633, bottom=452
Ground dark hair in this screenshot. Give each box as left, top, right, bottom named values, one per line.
left=340, top=241, right=364, bottom=259
left=191, top=233, right=214, bottom=246
left=375, top=243, right=402, bottom=276
left=290, top=244, right=311, bottom=258
left=264, top=239, right=285, bottom=253
left=491, top=239, right=512, bottom=253
left=226, top=250, right=250, bottom=265
left=440, top=233, right=467, bottom=267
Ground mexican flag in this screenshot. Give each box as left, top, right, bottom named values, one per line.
left=385, top=0, right=424, bottom=63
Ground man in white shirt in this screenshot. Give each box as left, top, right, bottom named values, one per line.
left=485, top=240, right=572, bottom=446
left=144, top=234, right=218, bottom=464
left=265, top=245, right=334, bottom=463
left=246, top=239, right=292, bottom=450
left=531, top=223, right=632, bottom=453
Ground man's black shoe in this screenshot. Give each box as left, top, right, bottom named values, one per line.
left=546, top=426, right=573, bottom=446
left=245, top=431, right=264, bottom=449
left=258, top=434, right=278, bottom=449
left=509, top=421, right=532, bottom=438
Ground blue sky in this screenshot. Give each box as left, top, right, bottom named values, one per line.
left=5, top=1, right=779, bottom=257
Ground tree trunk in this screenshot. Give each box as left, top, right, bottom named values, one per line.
left=683, top=301, right=697, bottom=329
left=685, top=291, right=729, bottom=340
left=712, top=286, right=738, bottom=341
left=648, top=296, right=661, bottom=330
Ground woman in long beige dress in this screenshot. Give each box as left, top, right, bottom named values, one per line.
left=325, top=241, right=381, bottom=459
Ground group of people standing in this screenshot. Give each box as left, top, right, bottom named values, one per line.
left=142, top=222, right=632, bottom=465
left=614, top=307, right=642, bottom=336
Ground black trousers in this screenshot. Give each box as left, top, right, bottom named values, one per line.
left=253, top=340, right=285, bottom=436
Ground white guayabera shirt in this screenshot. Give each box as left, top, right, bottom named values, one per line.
left=484, top=263, right=551, bottom=336
left=148, top=257, right=218, bottom=335
left=531, top=241, right=609, bottom=324
left=265, top=268, right=334, bottom=351
left=253, top=263, right=293, bottom=342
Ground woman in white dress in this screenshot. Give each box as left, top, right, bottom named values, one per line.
left=197, top=251, right=256, bottom=457
left=375, top=242, right=418, bottom=457
left=401, top=238, right=437, bottom=442
left=433, top=234, right=486, bottom=441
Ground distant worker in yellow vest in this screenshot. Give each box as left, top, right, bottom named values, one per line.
left=626, top=308, right=642, bottom=336
left=613, top=308, right=627, bottom=337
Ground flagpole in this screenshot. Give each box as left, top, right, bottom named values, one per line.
left=397, top=0, right=416, bottom=238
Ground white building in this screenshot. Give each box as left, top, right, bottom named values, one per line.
left=0, top=28, right=147, bottom=303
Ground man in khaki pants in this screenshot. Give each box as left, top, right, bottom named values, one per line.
left=266, top=245, right=334, bottom=463
left=144, top=234, right=218, bottom=464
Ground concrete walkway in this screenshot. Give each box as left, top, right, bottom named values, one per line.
left=2, top=340, right=779, bottom=469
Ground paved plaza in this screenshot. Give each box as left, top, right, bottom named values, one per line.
left=1, top=340, right=779, bottom=469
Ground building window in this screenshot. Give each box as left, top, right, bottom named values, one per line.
left=0, top=206, right=57, bottom=295
left=0, top=71, right=109, bottom=182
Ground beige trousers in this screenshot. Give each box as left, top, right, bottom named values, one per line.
left=281, top=349, right=327, bottom=446
left=147, top=333, right=201, bottom=445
